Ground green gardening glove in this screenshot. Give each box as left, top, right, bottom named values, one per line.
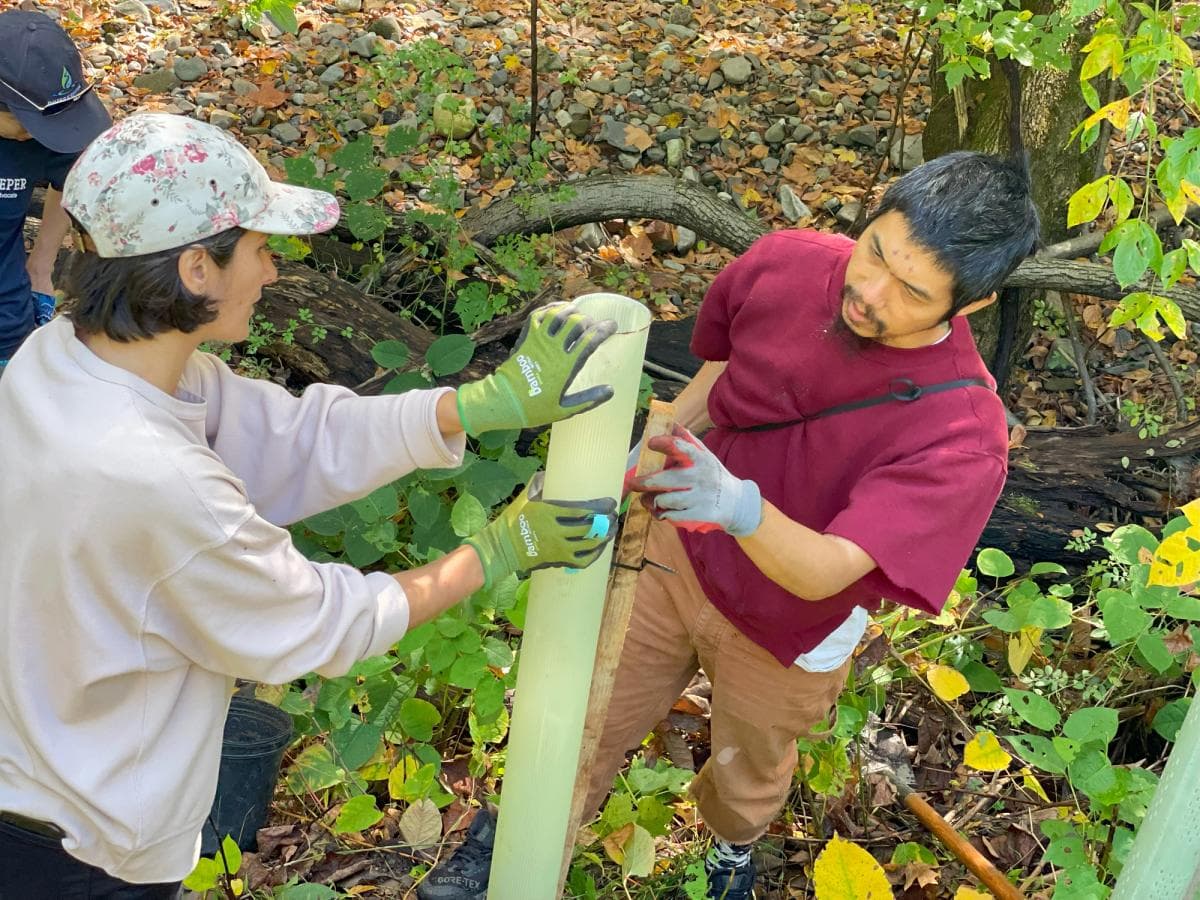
left=465, top=472, right=618, bottom=589
left=456, top=302, right=618, bottom=436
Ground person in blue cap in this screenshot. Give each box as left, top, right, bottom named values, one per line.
left=0, top=8, right=111, bottom=375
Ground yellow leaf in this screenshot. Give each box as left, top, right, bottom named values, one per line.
left=503, top=54, right=521, bottom=72
left=1182, top=499, right=1200, bottom=527
left=927, top=665, right=970, bottom=701
left=1021, top=768, right=1050, bottom=802
left=1182, top=180, right=1200, bottom=206
left=261, top=59, right=278, bottom=75
left=1007, top=626, right=1039, bottom=675
left=1081, top=97, right=1130, bottom=133
left=953, top=888, right=993, bottom=900
left=663, top=112, right=683, bottom=128
left=1165, top=188, right=1190, bottom=226
left=812, top=833, right=894, bottom=899
left=741, top=187, right=764, bottom=205
left=963, top=731, right=1012, bottom=772
left=1148, top=526, right=1200, bottom=587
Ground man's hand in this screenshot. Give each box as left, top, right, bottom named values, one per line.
left=456, top=302, right=617, bottom=436
left=465, top=472, right=618, bottom=588
left=629, top=425, right=763, bottom=536
left=26, top=258, right=54, bottom=297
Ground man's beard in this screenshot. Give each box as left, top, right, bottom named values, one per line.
left=834, top=284, right=883, bottom=350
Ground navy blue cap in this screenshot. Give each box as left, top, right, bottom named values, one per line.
left=0, top=10, right=111, bottom=153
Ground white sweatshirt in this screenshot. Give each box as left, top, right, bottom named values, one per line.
left=0, top=318, right=465, bottom=882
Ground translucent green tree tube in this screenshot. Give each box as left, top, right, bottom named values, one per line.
left=488, top=293, right=651, bottom=899
left=1111, top=695, right=1200, bottom=900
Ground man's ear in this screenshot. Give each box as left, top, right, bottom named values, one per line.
left=176, top=246, right=211, bottom=295
left=956, top=291, right=998, bottom=317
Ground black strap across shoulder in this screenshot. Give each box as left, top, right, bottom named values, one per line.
left=733, top=377, right=992, bottom=433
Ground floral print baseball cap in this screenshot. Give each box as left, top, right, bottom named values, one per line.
left=62, top=113, right=341, bottom=258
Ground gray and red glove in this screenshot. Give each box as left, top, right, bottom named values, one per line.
left=628, top=425, right=763, bottom=536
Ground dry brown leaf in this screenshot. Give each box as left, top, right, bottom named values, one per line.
left=242, top=80, right=288, bottom=110
left=904, top=860, right=941, bottom=890
left=602, top=822, right=635, bottom=865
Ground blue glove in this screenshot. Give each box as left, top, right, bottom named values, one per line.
left=629, top=425, right=763, bottom=536
left=32, top=291, right=56, bottom=327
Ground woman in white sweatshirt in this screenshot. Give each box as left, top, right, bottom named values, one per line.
left=0, top=113, right=618, bottom=898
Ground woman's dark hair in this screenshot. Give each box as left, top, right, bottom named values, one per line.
left=66, top=224, right=245, bottom=341
left=865, top=151, right=1042, bottom=316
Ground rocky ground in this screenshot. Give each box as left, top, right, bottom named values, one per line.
left=60, top=0, right=928, bottom=260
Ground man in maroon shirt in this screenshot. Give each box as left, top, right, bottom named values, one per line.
left=419, top=152, right=1039, bottom=900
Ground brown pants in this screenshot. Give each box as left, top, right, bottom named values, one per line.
left=582, top=519, right=850, bottom=844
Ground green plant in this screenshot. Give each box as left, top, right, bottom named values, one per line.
left=913, top=0, right=1200, bottom=346
left=1119, top=397, right=1165, bottom=438
left=236, top=0, right=301, bottom=35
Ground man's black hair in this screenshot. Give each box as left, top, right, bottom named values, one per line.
left=65, top=224, right=246, bottom=341
left=865, top=151, right=1041, bottom=316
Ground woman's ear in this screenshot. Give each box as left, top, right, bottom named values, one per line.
left=176, top=246, right=211, bottom=295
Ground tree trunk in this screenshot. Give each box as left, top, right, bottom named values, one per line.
left=923, top=0, right=1104, bottom=370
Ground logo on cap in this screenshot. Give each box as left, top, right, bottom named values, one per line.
left=51, top=67, right=79, bottom=101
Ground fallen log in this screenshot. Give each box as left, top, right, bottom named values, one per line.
left=981, top=419, right=1200, bottom=565
left=463, top=174, right=1200, bottom=322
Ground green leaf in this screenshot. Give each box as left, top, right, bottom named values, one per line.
left=304, top=504, right=358, bottom=537
left=345, top=203, right=390, bottom=242
left=599, top=791, right=637, bottom=834
left=332, top=134, right=375, bottom=171
left=426, top=334, right=476, bottom=376
left=451, top=493, right=488, bottom=537
left=1113, top=240, right=1151, bottom=288
left=286, top=744, right=345, bottom=794
left=334, top=794, right=384, bottom=833
left=1104, top=525, right=1159, bottom=564
left=1152, top=698, right=1191, bottom=741
left=284, top=155, right=319, bottom=186
left=635, top=794, right=676, bottom=837
left=1137, top=631, right=1177, bottom=672
left=352, top=484, right=399, bottom=524
left=976, top=548, right=1015, bottom=578
left=276, top=885, right=341, bottom=900
left=406, top=487, right=443, bottom=527
left=481, top=636, right=515, bottom=668
left=384, top=372, right=434, bottom=393
left=891, top=842, right=938, bottom=866
left=1008, top=733, right=1068, bottom=774
left=1099, top=590, right=1152, bottom=643
left=471, top=674, right=507, bottom=724
left=385, top=124, right=421, bottom=155
left=1167, top=595, right=1200, bottom=620
left=398, top=698, right=442, bottom=742
left=1063, top=707, right=1119, bottom=747
left=622, top=824, right=656, bottom=878
left=183, top=857, right=224, bottom=891
left=1157, top=298, right=1187, bottom=340
left=1003, top=689, right=1062, bottom=730
left=262, top=0, right=297, bottom=34
left=961, top=660, right=1004, bottom=693
left=1068, top=175, right=1111, bottom=227
left=331, top=721, right=383, bottom=770
left=449, top=650, right=488, bottom=689
left=371, top=340, right=411, bottom=370
left=345, top=168, right=388, bottom=202
left=1109, top=177, right=1134, bottom=223
left=1030, top=562, right=1069, bottom=576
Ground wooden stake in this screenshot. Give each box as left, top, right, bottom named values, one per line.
left=556, top=400, right=677, bottom=894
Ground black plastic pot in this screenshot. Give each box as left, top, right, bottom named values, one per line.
left=200, top=696, right=294, bottom=856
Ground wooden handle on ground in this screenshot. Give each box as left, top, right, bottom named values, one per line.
left=899, top=787, right=1024, bottom=900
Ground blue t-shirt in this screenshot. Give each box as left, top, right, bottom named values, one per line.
left=0, top=139, right=77, bottom=359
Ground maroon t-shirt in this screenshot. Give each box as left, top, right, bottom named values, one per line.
left=680, top=229, right=1008, bottom=665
